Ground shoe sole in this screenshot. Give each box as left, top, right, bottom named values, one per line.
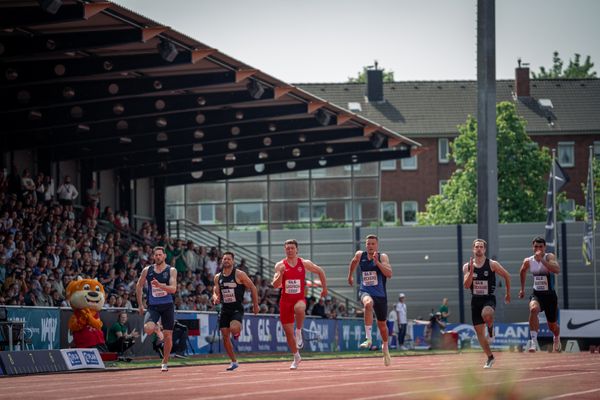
left=359, top=343, right=372, bottom=349
left=484, top=360, right=495, bottom=369
left=226, top=365, right=239, bottom=371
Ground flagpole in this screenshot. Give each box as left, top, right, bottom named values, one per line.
left=552, top=149, right=560, bottom=297
left=590, top=146, right=597, bottom=309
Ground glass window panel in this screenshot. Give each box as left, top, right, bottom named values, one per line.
left=165, top=185, right=184, bottom=204
left=402, top=201, right=418, bottom=225
left=438, top=138, right=450, bottom=163
left=269, top=180, right=309, bottom=200
left=186, top=182, right=225, bottom=203
left=381, top=160, right=396, bottom=171
left=353, top=178, right=378, bottom=198
left=312, top=179, right=351, bottom=199
left=401, top=155, right=418, bottom=170
left=229, top=181, right=267, bottom=201
left=381, top=201, right=397, bottom=224
left=557, top=142, right=574, bottom=167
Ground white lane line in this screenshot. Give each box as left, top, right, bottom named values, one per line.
left=540, top=388, right=600, bottom=400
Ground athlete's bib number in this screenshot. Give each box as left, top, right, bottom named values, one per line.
left=151, top=286, right=168, bottom=297
left=285, top=279, right=301, bottom=294
left=473, top=280, right=488, bottom=295
left=362, top=271, right=378, bottom=287
left=533, top=276, right=549, bottom=291
left=222, top=288, right=236, bottom=303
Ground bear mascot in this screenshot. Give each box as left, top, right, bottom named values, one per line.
left=66, top=277, right=107, bottom=350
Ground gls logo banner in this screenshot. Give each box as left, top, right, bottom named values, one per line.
left=560, top=310, right=600, bottom=338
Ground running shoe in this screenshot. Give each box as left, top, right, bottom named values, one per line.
left=161, top=363, right=168, bottom=372
left=226, top=362, right=239, bottom=371
left=528, top=338, right=538, bottom=353
left=483, top=355, right=495, bottom=369
left=296, top=332, right=304, bottom=350
left=290, top=353, right=302, bottom=370
left=553, top=336, right=562, bottom=353
left=383, top=347, right=391, bottom=367
left=359, top=338, right=372, bottom=349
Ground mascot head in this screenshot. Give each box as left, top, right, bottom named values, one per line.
left=66, top=277, right=106, bottom=311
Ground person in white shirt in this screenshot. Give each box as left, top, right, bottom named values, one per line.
left=56, top=175, right=79, bottom=206
left=395, top=293, right=408, bottom=350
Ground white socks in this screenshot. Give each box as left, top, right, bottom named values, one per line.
left=530, top=331, right=538, bottom=340
left=365, top=325, right=372, bottom=340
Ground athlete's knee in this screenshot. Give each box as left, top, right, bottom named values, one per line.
left=481, top=306, right=494, bottom=319
left=144, top=322, right=156, bottom=335
left=529, top=303, right=540, bottom=314
left=363, top=299, right=374, bottom=309
left=294, top=301, right=306, bottom=314
left=230, top=321, right=242, bottom=334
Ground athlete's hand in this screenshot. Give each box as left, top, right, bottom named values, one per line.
left=518, top=289, right=525, bottom=299
left=534, top=249, right=544, bottom=261
left=151, top=278, right=161, bottom=288
left=212, top=294, right=220, bottom=305
left=505, top=292, right=511, bottom=304
left=320, top=287, right=328, bottom=298
left=372, top=251, right=378, bottom=262
left=348, top=275, right=354, bottom=286
left=137, top=306, right=144, bottom=316
left=252, top=303, right=259, bottom=315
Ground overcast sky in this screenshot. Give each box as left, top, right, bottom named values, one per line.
left=114, top=0, right=600, bottom=83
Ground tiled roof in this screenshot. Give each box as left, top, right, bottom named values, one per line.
left=297, top=79, right=600, bottom=137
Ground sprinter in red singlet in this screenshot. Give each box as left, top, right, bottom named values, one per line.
left=272, top=239, right=328, bottom=370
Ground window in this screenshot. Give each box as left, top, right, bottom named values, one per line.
left=345, top=201, right=362, bottom=222
left=559, top=199, right=575, bottom=222
left=438, top=138, right=450, bottom=163
left=401, top=155, right=417, bottom=170
left=348, top=102, right=362, bottom=112
left=344, top=164, right=361, bottom=172
left=298, top=203, right=326, bottom=221
left=439, top=180, right=449, bottom=195
left=198, top=204, right=215, bottom=224
left=166, top=205, right=185, bottom=220
left=557, top=142, right=575, bottom=167
left=381, top=202, right=397, bottom=224
left=381, top=160, right=396, bottom=171
left=234, top=203, right=263, bottom=224
left=401, top=201, right=418, bottom=225
left=594, top=141, right=600, bottom=159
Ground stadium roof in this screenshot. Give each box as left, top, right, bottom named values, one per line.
left=0, top=0, right=420, bottom=185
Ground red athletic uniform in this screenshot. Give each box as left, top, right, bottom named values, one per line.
left=279, top=258, right=306, bottom=324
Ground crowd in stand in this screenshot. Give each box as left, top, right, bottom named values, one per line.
left=0, top=166, right=352, bottom=318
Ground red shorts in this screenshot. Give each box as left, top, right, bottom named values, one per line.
left=279, top=299, right=306, bottom=325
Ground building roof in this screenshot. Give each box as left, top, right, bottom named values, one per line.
left=0, top=0, right=419, bottom=186
left=297, top=79, right=600, bottom=137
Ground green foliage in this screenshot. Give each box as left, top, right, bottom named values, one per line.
left=419, top=102, right=552, bottom=225
left=532, top=51, right=597, bottom=79
left=347, top=64, right=395, bottom=83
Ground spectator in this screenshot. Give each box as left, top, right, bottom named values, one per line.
left=85, top=179, right=101, bottom=206
left=311, top=297, right=327, bottom=318
left=395, top=293, right=408, bottom=350
left=42, top=175, right=54, bottom=205
left=439, top=297, right=450, bottom=323
left=182, top=241, right=198, bottom=272
left=56, top=176, right=78, bottom=206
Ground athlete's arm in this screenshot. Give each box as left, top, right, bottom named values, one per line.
left=238, top=270, right=259, bottom=314
left=347, top=251, right=361, bottom=286
left=462, top=257, right=474, bottom=289
left=373, top=252, right=392, bottom=278
left=272, top=261, right=285, bottom=288
left=135, top=266, right=149, bottom=315
left=518, top=258, right=530, bottom=299
left=304, top=260, right=328, bottom=298
left=491, top=260, right=511, bottom=304
left=212, top=273, right=221, bottom=305
left=541, top=253, right=560, bottom=274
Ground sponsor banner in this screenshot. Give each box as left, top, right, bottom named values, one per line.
left=337, top=319, right=384, bottom=351
left=6, top=306, right=60, bottom=350
left=0, top=349, right=67, bottom=375
left=446, top=323, right=530, bottom=349
left=560, top=310, right=600, bottom=338
left=60, top=348, right=105, bottom=370
left=175, top=311, right=210, bottom=354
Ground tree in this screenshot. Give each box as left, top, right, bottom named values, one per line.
left=347, top=62, right=395, bottom=83
left=419, top=102, right=552, bottom=225
left=532, top=51, right=597, bottom=79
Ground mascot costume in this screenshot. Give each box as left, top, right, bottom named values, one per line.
left=66, top=278, right=107, bottom=349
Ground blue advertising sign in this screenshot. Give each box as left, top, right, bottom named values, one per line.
left=7, top=307, right=60, bottom=350
left=446, top=323, right=530, bottom=349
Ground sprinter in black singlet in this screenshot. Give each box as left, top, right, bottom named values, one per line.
left=212, top=251, right=259, bottom=371
left=463, top=239, right=511, bottom=369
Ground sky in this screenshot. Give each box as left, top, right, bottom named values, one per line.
left=114, top=0, right=600, bottom=83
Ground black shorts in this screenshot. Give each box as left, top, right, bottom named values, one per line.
left=530, top=290, right=558, bottom=323
left=145, top=302, right=175, bottom=330
left=359, top=291, right=388, bottom=321
left=219, top=308, right=244, bottom=329
left=471, top=295, right=496, bottom=326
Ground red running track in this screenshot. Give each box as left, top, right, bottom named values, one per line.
left=1, top=352, right=600, bottom=400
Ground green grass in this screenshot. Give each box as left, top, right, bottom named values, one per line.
left=105, top=349, right=466, bottom=370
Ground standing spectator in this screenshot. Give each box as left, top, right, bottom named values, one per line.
left=182, top=241, right=198, bottom=272
left=395, top=293, right=408, bottom=350
left=20, top=169, right=36, bottom=200
left=42, top=175, right=54, bottom=205
left=439, top=297, right=450, bottom=323
left=85, top=179, right=101, bottom=206
left=56, top=175, right=78, bottom=206
left=205, top=248, right=219, bottom=277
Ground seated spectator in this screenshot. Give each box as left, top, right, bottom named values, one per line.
left=106, top=312, right=138, bottom=359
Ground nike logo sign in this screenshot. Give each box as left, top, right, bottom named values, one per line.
left=566, top=318, right=600, bottom=330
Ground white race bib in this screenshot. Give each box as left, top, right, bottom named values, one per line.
left=151, top=286, right=168, bottom=297
left=533, top=276, right=549, bottom=291
left=222, top=288, right=236, bottom=303
left=285, top=279, right=301, bottom=294
left=362, top=271, right=378, bottom=287
left=473, top=280, right=488, bottom=295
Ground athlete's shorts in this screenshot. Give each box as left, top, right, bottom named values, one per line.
left=145, top=302, right=175, bottom=330
left=359, top=291, right=388, bottom=321
left=530, top=290, right=558, bottom=323
left=279, top=299, right=306, bottom=325
left=471, top=295, right=496, bottom=326
left=219, top=308, right=244, bottom=329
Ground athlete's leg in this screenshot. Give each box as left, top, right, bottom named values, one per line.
left=162, top=329, right=173, bottom=365
left=282, top=322, right=298, bottom=353
left=474, top=323, right=492, bottom=357
left=221, top=327, right=236, bottom=363
left=294, top=301, right=306, bottom=348
left=529, top=299, right=540, bottom=332
left=362, top=294, right=374, bottom=343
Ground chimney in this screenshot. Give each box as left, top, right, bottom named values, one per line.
left=366, top=66, right=384, bottom=103
left=515, top=59, right=530, bottom=97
